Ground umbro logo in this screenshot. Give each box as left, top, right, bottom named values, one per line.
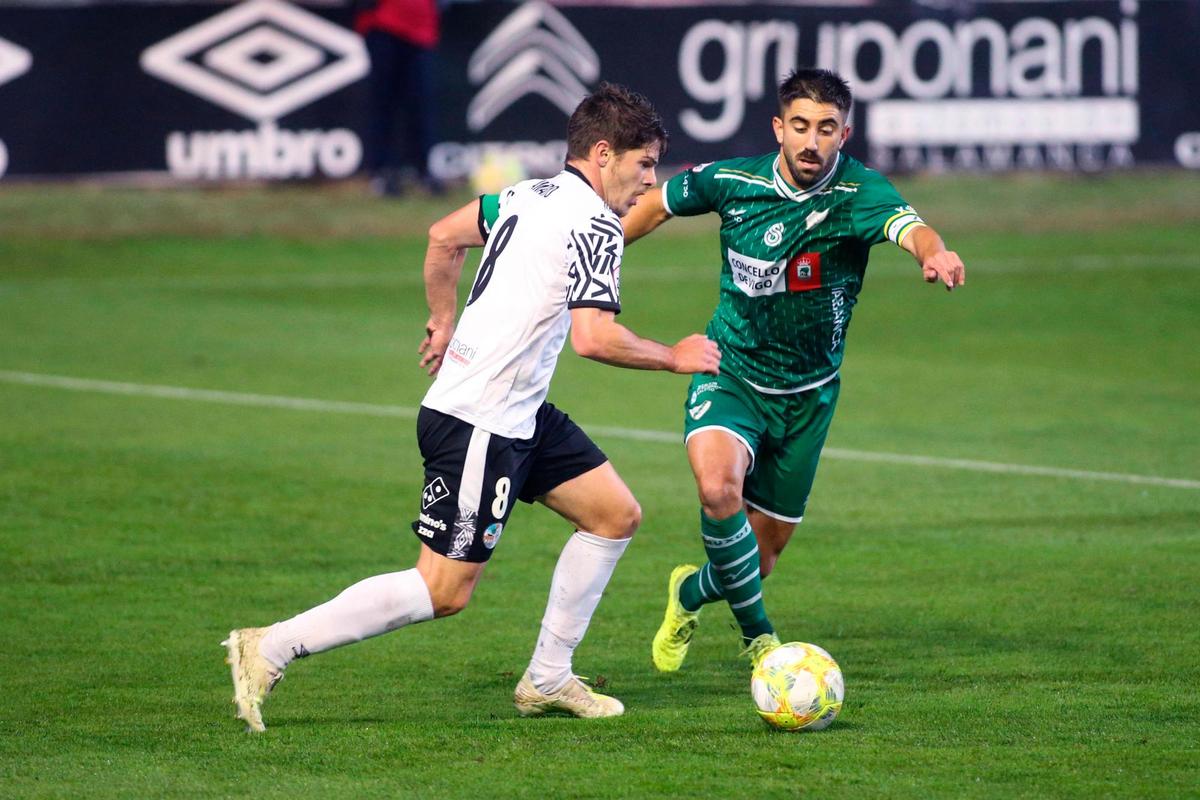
left=0, top=36, right=32, bottom=88
left=466, top=1, right=599, bottom=131
left=140, top=0, right=368, bottom=122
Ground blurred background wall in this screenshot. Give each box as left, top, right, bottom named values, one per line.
left=0, top=0, right=1196, bottom=183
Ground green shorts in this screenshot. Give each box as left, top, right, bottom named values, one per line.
left=683, top=371, right=840, bottom=522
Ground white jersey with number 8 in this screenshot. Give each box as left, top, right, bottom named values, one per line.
left=421, top=167, right=624, bottom=440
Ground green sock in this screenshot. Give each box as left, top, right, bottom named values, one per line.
left=686, top=510, right=773, bottom=643
left=679, top=562, right=724, bottom=612
left=680, top=561, right=772, bottom=612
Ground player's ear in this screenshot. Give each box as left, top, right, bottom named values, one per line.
left=772, top=116, right=784, bottom=145
left=592, top=139, right=612, bottom=168
left=840, top=124, right=852, bottom=146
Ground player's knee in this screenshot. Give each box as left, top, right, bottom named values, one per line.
left=425, top=577, right=476, bottom=618
left=696, top=476, right=742, bottom=519
left=430, top=587, right=472, bottom=618
left=622, top=498, right=643, bottom=537
left=595, top=496, right=641, bottom=539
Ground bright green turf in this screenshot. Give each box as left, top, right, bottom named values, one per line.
left=1, top=173, right=1198, bottom=799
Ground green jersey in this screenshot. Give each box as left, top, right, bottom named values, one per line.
left=663, top=152, right=924, bottom=391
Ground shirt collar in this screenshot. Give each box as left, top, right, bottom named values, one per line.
left=772, top=152, right=840, bottom=202
left=563, top=163, right=590, bottom=186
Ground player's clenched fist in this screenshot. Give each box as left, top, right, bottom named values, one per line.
left=671, top=334, right=721, bottom=375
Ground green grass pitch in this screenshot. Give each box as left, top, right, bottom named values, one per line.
left=1, top=173, right=1197, bottom=798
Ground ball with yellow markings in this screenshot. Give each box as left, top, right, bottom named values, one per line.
left=750, top=642, right=844, bottom=731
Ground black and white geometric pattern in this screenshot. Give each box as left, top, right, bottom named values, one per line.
left=566, top=214, right=623, bottom=310
left=448, top=508, right=477, bottom=560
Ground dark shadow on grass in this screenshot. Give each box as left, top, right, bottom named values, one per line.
left=267, top=714, right=394, bottom=728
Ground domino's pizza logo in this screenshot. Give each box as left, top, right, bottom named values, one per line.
left=0, top=36, right=32, bottom=179
left=141, top=0, right=368, bottom=180
left=422, top=477, right=451, bottom=509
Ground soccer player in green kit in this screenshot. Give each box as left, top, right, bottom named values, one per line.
left=623, top=68, right=967, bottom=671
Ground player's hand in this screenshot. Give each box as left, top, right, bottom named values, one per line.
left=418, top=317, right=454, bottom=376
left=671, top=334, right=721, bottom=375
left=922, top=250, right=965, bottom=291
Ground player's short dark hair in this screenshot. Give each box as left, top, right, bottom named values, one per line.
left=566, top=82, right=668, bottom=160
left=778, top=69, right=853, bottom=117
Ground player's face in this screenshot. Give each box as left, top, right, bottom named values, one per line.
left=602, top=142, right=661, bottom=217
left=773, top=99, right=850, bottom=189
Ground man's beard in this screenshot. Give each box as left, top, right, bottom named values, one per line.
left=786, top=152, right=827, bottom=189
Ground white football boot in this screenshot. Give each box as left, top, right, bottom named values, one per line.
left=222, top=627, right=283, bottom=732
left=513, top=670, right=624, bottom=718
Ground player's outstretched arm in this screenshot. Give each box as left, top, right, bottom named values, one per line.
left=621, top=187, right=672, bottom=245
left=902, top=225, right=965, bottom=291
left=570, top=307, right=720, bottom=375
left=420, top=199, right=487, bottom=375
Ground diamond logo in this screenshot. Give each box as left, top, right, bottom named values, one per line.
left=0, top=36, right=32, bottom=88
left=141, top=0, right=367, bottom=122
left=466, top=1, right=599, bottom=131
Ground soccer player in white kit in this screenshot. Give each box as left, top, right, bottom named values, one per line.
left=222, top=84, right=721, bottom=731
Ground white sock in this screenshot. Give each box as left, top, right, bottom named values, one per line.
left=527, top=531, right=631, bottom=693
left=259, top=569, right=434, bottom=670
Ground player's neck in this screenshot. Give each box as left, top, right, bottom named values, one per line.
left=565, top=158, right=603, bottom=199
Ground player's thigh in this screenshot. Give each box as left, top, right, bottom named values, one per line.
left=538, top=461, right=640, bottom=540
left=686, top=428, right=752, bottom=492
left=414, top=407, right=531, bottom=565
left=684, top=373, right=764, bottom=505
left=743, top=379, right=840, bottom=523
left=521, top=403, right=633, bottom=539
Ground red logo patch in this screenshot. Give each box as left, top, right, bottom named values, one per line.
left=786, top=252, right=822, bottom=292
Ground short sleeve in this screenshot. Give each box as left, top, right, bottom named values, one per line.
left=851, top=173, right=926, bottom=247
left=478, top=193, right=500, bottom=238
left=661, top=161, right=721, bottom=217
left=566, top=214, right=623, bottom=314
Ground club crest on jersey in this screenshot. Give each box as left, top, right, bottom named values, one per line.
left=482, top=522, right=504, bottom=549
left=787, top=252, right=822, bottom=292
left=763, top=222, right=785, bottom=247
left=689, top=400, right=712, bottom=420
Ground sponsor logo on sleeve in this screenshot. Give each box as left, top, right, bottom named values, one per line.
left=688, top=400, right=712, bottom=421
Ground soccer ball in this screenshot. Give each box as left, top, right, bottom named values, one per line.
left=751, top=642, right=844, bottom=731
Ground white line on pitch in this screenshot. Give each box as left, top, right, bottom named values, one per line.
left=2, top=369, right=1198, bottom=491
